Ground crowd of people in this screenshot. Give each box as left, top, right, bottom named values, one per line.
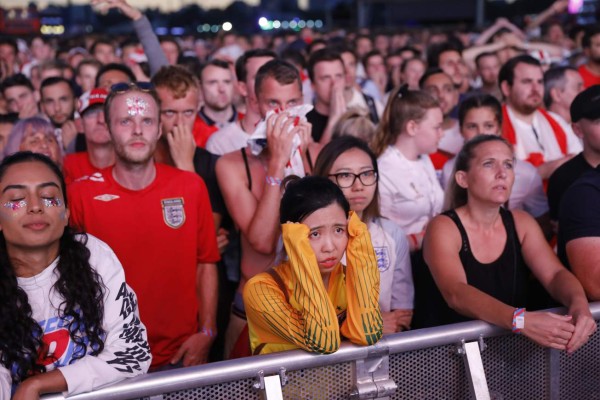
left=2, top=0, right=600, bottom=397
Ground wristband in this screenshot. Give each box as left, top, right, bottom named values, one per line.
left=200, top=327, right=215, bottom=338
left=265, top=176, right=283, bottom=186
left=512, top=308, right=525, bottom=334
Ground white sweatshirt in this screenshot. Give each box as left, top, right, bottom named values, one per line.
left=0, top=234, right=151, bottom=398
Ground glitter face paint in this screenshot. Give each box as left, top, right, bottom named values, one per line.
left=42, top=198, right=63, bottom=208
left=2, top=198, right=63, bottom=211
left=3, top=200, right=27, bottom=211
left=126, top=97, right=149, bottom=116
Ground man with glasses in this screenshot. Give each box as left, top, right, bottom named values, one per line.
left=68, top=82, right=220, bottom=370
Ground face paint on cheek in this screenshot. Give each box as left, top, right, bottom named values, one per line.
left=3, top=200, right=27, bottom=211
left=126, top=97, right=149, bottom=116
left=42, top=198, right=63, bottom=208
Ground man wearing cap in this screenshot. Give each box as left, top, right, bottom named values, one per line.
left=548, top=85, right=600, bottom=228
left=499, top=55, right=582, bottom=180
left=62, top=88, right=114, bottom=185
left=557, top=88, right=600, bottom=299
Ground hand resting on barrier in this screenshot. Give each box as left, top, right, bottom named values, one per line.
left=421, top=135, right=595, bottom=352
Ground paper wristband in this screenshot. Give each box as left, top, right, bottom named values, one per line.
left=512, top=308, right=525, bottom=334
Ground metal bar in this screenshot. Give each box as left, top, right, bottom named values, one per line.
left=263, top=375, right=284, bottom=400
left=462, top=341, right=490, bottom=400
left=548, top=348, right=561, bottom=400
left=41, top=302, right=600, bottom=400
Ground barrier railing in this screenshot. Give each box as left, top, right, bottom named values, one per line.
left=41, top=302, right=600, bottom=400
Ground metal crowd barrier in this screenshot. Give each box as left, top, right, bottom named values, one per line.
left=42, top=302, right=600, bottom=400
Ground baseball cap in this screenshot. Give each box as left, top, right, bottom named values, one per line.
left=79, top=88, right=108, bottom=115
left=571, top=85, right=600, bottom=123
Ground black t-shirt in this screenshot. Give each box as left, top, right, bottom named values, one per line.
left=547, top=153, right=593, bottom=220
left=306, top=109, right=329, bottom=143
left=193, top=147, right=225, bottom=216
left=557, top=165, right=600, bottom=269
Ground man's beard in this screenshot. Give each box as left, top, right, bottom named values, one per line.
left=114, top=140, right=156, bottom=165
left=50, top=113, right=74, bottom=128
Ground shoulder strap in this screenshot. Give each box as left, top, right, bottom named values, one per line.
left=306, top=149, right=314, bottom=173
left=441, top=210, right=469, bottom=253
left=362, top=93, right=380, bottom=124
left=266, top=268, right=288, bottom=303
left=241, top=147, right=252, bottom=191
left=501, top=105, right=516, bottom=146
left=538, top=108, right=568, bottom=156
left=253, top=268, right=288, bottom=356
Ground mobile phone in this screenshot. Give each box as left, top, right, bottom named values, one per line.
left=568, top=0, right=584, bottom=14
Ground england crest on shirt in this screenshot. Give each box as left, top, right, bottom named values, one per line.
left=374, top=246, right=390, bottom=272
left=161, top=198, right=186, bottom=229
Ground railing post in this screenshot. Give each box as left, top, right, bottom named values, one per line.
left=457, top=339, right=491, bottom=400
left=349, top=342, right=397, bottom=399
left=547, top=348, right=561, bottom=400
left=253, top=368, right=287, bottom=400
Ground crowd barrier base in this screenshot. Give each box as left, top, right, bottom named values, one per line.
left=42, top=302, right=600, bottom=400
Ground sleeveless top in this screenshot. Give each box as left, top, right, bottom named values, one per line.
left=412, top=207, right=529, bottom=328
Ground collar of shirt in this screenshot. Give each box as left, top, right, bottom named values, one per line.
left=199, top=105, right=237, bottom=128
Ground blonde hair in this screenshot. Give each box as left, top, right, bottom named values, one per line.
left=372, top=86, right=439, bottom=156
left=331, top=108, right=376, bottom=143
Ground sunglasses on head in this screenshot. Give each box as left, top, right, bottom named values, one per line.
left=110, top=81, right=155, bottom=94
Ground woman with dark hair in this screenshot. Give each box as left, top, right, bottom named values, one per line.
left=313, top=136, right=413, bottom=333
left=243, top=176, right=382, bottom=355
left=440, top=94, right=549, bottom=222
left=421, top=135, right=595, bottom=352
left=0, top=152, right=150, bottom=399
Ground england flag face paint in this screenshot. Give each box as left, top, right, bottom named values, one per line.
left=126, top=97, right=149, bottom=117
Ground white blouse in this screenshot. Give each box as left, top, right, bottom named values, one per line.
left=378, top=145, right=444, bottom=234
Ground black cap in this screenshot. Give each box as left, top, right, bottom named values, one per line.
left=571, top=85, right=600, bottom=123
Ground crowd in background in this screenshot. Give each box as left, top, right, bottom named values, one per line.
left=2, top=0, right=600, bottom=397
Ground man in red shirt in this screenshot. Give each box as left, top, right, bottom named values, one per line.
left=62, top=88, right=115, bottom=184
left=68, top=82, right=220, bottom=370
left=578, top=26, right=600, bottom=88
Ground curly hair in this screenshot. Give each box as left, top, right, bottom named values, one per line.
left=0, top=152, right=106, bottom=384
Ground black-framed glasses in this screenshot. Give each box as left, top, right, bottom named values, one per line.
left=329, top=170, right=378, bottom=188
left=110, top=81, right=155, bottom=94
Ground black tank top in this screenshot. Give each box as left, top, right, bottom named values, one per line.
left=445, top=208, right=529, bottom=308
left=412, top=208, right=529, bottom=328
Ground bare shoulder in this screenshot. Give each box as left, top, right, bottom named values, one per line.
left=510, top=208, right=538, bottom=234
left=427, top=213, right=460, bottom=238
left=216, top=147, right=244, bottom=168
left=216, top=147, right=247, bottom=180
left=424, top=213, right=462, bottom=252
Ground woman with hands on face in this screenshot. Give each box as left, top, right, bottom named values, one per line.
left=243, top=176, right=382, bottom=355
left=421, top=135, right=595, bottom=353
